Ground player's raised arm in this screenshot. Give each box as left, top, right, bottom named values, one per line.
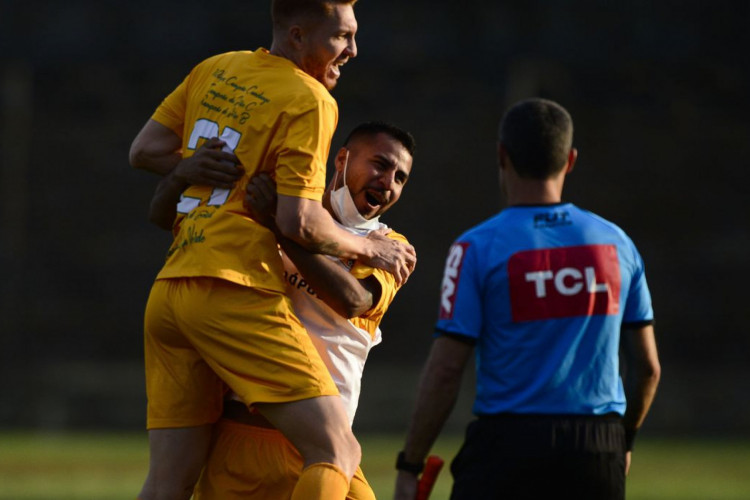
left=147, top=138, right=242, bottom=230
left=130, top=119, right=242, bottom=187
left=129, top=119, right=183, bottom=175
left=246, top=173, right=378, bottom=318
left=276, top=194, right=416, bottom=285
left=277, top=234, right=382, bottom=318
left=148, top=169, right=186, bottom=230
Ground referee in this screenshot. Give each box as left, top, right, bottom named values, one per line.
left=394, top=98, right=661, bottom=499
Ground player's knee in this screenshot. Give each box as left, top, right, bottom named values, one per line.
left=336, top=429, right=361, bottom=478
left=310, top=427, right=360, bottom=478
left=139, top=485, right=192, bottom=500
left=164, top=483, right=196, bottom=500
left=141, top=472, right=200, bottom=500
left=349, top=432, right=362, bottom=465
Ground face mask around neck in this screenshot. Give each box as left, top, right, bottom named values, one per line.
left=329, top=150, right=382, bottom=231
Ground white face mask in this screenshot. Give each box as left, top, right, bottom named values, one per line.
left=329, top=150, right=382, bottom=231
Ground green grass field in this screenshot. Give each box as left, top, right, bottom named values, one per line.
left=1, top=431, right=748, bottom=499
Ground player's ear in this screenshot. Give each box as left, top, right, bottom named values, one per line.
left=289, top=25, right=305, bottom=49
left=334, top=147, right=349, bottom=172
left=565, top=148, right=578, bottom=174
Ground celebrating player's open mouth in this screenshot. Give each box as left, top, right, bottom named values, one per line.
left=330, top=60, right=345, bottom=79
left=364, top=190, right=384, bottom=211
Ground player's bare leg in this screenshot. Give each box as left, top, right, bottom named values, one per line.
left=257, top=395, right=361, bottom=499
left=138, top=425, right=213, bottom=500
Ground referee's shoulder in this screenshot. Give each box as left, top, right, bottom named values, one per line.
left=579, top=207, right=636, bottom=242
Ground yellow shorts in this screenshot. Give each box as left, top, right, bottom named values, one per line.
left=193, top=419, right=375, bottom=500
left=144, top=277, right=338, bottom=429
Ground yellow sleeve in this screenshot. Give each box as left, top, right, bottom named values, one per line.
left=151, top=74, right=189, bottom=137
left=275, top=98, right=338, bottom=202
left=349, top=231, right=409, bottom=334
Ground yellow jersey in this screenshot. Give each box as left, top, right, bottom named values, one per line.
left=348, top=230, right=409, bottom=337
left=152, top=49, right=338, bottom=292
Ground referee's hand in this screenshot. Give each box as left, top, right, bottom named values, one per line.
left=394, top=470, right=418, bottom=500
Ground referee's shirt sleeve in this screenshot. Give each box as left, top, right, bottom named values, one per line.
left=622, top=243, right=654, bottom=325
left=434, top=239, right=482, bottom=341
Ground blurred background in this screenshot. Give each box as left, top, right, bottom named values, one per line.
left=1, top=0, right=748, bottom=446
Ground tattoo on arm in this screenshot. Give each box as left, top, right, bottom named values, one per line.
left=315, top=239, right=343, bottom=257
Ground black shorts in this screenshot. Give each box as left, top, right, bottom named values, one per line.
left=450, top=413, right=626, bottom=500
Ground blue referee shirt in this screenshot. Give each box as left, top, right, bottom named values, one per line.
left=436, top=203, right=654, bottom=417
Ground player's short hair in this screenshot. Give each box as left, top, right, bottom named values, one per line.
left=272, top=0, right=358, bottom=29
left=343, top=121, right=416, bottom=157
left=498, top=98, right=573, bottom=179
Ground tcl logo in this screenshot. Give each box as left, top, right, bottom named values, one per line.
left=525, top=267, right=608, bottom=297
left=509, top=245, right=621, bottom=322
left=439, top=242, right=469, bottom=319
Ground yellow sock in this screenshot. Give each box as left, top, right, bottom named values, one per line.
left=291, top=462, right=349, bottom=500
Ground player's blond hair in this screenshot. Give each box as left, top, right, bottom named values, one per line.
left=272, top=0, right=358, bottom=29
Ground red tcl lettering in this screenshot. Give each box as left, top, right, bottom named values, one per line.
left=439, top=242, right=469, bottom=319
left=509, top=245, right=620, bottom=322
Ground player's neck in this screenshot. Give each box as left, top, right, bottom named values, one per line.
left=269, top=40, right=300, bottom=68
left=322, top=189, right=335, bottom=217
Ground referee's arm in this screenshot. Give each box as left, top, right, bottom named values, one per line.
left=620, top=324, right=661, bottom=472
left=395, top=334, right=474, bottom=499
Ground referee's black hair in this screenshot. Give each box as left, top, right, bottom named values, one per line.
left=342, top=121, right=416, bottom=157
left=498, top=98, right=573, bottom=179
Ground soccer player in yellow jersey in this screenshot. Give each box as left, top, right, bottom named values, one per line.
left=151, top=121, right=414, bottom=499
left=128, top=2, right=416, bottom=500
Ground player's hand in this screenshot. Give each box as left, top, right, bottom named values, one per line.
left=244, top=172, right=277, bottom=228
left=372, top=226, right=393, bottom=236
left=173, top=137, right=243, bottom=188
left=625, top=451, right=632, bottom=476
left=363, top=231, right=416, bottom=286
left=394, top=470, right=419, bottom=500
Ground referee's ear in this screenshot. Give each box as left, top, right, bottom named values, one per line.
left=497, top=143, right=510, bottom=170
left=565, top=148, right=578, bottom=174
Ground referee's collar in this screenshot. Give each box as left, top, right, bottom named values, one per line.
left=505, top=201, right=571, bottom=208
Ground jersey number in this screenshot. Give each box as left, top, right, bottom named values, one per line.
left=176, top=119, right=241, bottom=214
